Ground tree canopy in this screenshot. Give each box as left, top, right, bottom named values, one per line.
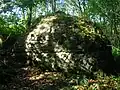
left=1, top=0, right=120, bottom=89
left=0, top=0, right=120, bottom=46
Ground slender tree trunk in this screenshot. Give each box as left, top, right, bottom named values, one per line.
left=77, top=0, right=82, bottom=14
left=22, top=8, right=25, bottom=20
left=27, top=6, right=33, bottom=29
left=72, top=7, right=75, bottom=16
left=46, top=0, right=49, bottom=13
left=52, top=0, right=56, bottom=13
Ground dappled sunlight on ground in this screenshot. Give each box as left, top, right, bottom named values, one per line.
left=0, top=63, right=120, bottom=90
left=6, top=66, right=119, bottom=90
left=28, top=72, right=62, bottom=81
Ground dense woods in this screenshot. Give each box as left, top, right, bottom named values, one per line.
left=0, top=0, right=120, bottom=89
left=1, top=0, right=120, bottom=48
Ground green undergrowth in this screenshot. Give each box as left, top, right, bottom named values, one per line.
left=23, top=67, right=120, bottom=90
left=112, top=46, right=120, bottom=57
left=60, top=75, right=120, bottom=90
left=33, top=71, right=120, bottom=90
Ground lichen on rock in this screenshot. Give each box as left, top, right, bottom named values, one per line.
left=15, top=13, right=116, bottom=76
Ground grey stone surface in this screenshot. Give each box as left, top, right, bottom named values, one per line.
left=14, top=14, right=115, bottom=75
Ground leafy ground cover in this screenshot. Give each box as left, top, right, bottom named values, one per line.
left=1, top=65, right=120, bottom=90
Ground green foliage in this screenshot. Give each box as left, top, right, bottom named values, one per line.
left=112, top=46, right=120, bottom=56
left=60, top=74, right=120, bottom=90
left=87, top=0, right=120, bottom=49
left=0, top=0, right=14, bottom=13
left=0, top=17, right=25, bottom=36
left=0, top=17, right=6, bottom=30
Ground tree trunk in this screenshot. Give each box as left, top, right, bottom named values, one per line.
left=77, top=0, right=82, bottom=14
left=46, top=0, right=49, bottom=13
left=22, top=8, right=25, bottom=20
left=52, top=0, right=56, bottom=13
left=27, top=6, right=33, bottom=29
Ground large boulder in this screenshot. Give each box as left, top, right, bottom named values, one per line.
left=15, top=13, right=116, bottom=75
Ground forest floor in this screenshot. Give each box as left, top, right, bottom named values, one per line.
left=1, top=59, right=120, bottom=90
left=0, top=48, right=120, bottom=90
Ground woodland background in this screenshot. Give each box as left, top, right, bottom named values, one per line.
left=1, top=0, right=120, bottom=90
left=1, top=0, right=120, bottom=54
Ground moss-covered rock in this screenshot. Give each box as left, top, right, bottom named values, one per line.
left=14, top=13, right=116, bottom=76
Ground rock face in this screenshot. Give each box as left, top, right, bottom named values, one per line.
left=15, top=13, right=115, bottom=75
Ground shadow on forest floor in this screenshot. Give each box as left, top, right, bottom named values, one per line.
left=114, top=55, right=120, bottom=74
left=1, top=48, right=120, bottom=90
left=0, top=48, right=76, bottom=90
